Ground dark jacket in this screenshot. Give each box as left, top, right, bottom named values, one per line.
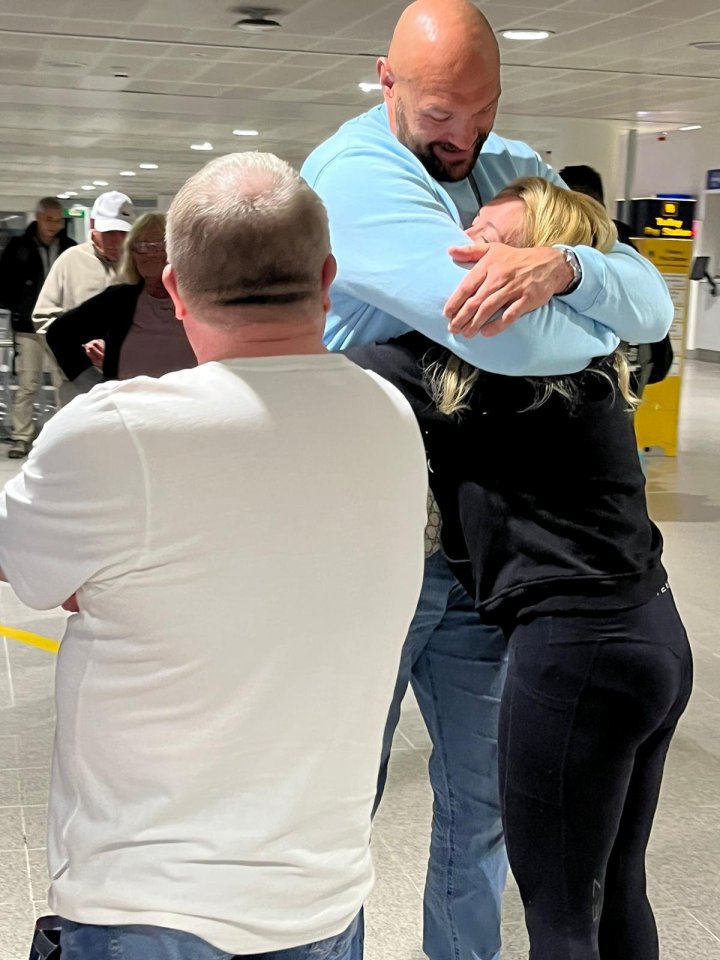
left=46, top=282, right=143, bottom=382
left=0, top=222, right=75, bottom=333
left=613, top=224, right=674, bottom=393
left=347, top=333, right=666, bottom=625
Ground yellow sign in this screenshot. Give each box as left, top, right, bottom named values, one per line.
left=643, top=216, right=693, bottom=238
left=634, top=238, right=693, bottom=457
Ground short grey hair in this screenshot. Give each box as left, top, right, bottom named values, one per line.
left=166, top=152, right=330, bottom=312
left=36, top=197, right=63, bottom=214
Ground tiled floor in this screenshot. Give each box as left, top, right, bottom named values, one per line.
left=1, top=362, right=719, bottom=960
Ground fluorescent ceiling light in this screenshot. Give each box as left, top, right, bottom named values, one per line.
left=358, top=82, right=382, bottom=93
left=120, top=170, right=137, bottom=176
left=233, top=129, right=259, bottom=136
left=680, top=124, right=702, bottom=131
left=139, top=162, right=159, bottom=169
left=636, top=111, right=651, bottom=117
left=190, top=142, right=213, bottom=151
left=93, top=180, right=109, bottom=186
left=501, top=29, right=553, bottom=41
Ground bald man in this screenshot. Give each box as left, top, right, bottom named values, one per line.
left=302, top=3, right=672, bottom=959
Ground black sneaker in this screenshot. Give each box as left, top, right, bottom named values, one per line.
left=8, top=440, right=30, bottom=459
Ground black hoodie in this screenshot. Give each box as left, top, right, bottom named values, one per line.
left=347, top=332, right=667, bottom=625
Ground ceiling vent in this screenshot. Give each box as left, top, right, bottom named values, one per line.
left=232, top=7, right=282, bottom=32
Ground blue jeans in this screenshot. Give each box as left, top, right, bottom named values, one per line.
left=58, top=916, right=362, bottom=960
left=369, top=550, right=508, bottom=960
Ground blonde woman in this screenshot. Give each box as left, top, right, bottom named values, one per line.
left=347, top=177, right=691, bottom=960
left=47, top=213, right=196, bottom=391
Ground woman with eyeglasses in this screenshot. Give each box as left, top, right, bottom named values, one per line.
left=47, top=212, right=196, bottom=391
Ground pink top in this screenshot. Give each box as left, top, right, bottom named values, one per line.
left=117, top=289, right=197, bottom=380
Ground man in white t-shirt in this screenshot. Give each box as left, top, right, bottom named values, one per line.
left=0, top=152, right=428, bottom=960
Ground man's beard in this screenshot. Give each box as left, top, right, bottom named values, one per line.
left=396, top=101, right=486, bottom=183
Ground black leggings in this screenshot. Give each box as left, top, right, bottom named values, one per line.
left=499, top=586, right=692, bottom=960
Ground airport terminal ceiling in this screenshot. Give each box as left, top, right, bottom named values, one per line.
left=0, top=0, right=719, bottom=201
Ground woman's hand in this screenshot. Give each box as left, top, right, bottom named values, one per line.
left=83, top=339, right=106, bottom=368
left=444, top=243, right=574, bottom=338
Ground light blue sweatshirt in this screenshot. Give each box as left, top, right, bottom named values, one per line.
left=301, top=105, right=673, bottom=376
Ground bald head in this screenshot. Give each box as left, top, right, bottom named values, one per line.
left=379, top=0, right=501, bottom=181
left=389, top=0, right=499, bottom=82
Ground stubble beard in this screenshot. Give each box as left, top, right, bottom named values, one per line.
left=395, top=100, right=486, bottom=183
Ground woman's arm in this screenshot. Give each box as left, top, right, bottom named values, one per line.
left=45, top=285, right=134, bottom=383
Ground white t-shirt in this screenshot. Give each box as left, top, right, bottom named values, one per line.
left=0, top=354, right=427, bottom=954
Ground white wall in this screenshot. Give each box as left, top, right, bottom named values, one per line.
left=495, top=114, right=625, bottom=201
left=631, top=128, right=720, bottom=353
left=633, top=127, right=720, bottom=201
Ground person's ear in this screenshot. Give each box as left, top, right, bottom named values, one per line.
left=162, top=265, right=187, bottom=322
left=320, top=254, right=337, bottom=313
left=377, top=58, right=396, bottom=96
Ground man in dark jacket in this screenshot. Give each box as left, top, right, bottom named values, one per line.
left=0, top=197, right=75, bottom=458
left=559, top=165, right=674, bottom=395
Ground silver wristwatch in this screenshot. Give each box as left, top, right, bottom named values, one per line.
left=559, top=248, right=582, bottom=295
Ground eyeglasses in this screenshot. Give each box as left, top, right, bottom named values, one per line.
left=131, top=241, right=166, bottom=254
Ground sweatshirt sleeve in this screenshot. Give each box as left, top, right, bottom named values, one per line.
left=533, top=154, right=673, bottom=344
left=308, top=148, right=621, bottom=376
left=32, top=254, right=67, bottom=332
left=0, top=388, right=146, bottom=610
left=558, top=242, right=673, bottom=343
left=46, top=287, right=116, bottom=381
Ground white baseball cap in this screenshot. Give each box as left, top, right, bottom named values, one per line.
left=90, top=191, right=134, bottom=232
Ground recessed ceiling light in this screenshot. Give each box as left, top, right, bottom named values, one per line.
left=93, top=180, right=109, bottom=186
left=81, top=184, right=95, bottom=190
left=234, top=16, right=282, bottom=33
left=190, top=142, right=213, bottom=151
left=139, top=162, right=159, bottom=169
left=120, top=170, right=137, bottom=177
left=57, top=193, right=71, bottom=199
left=689, top=41, right=720, bottom=51
left=501, top=28, right=553, bottom=41
left=233, top=129, right=259, bottom=137
left=636, top=111, right=651, bottom=117
left=358, top=82, right=383, bottom=93
left=45, top=60, right=87, bottom=70
left=65, top=191, right=78, bottom=197
left=501, top=29, right=553, bottom=41
left=680, top=125, right=702, bottom=131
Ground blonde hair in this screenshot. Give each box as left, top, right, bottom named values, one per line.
left=428, top=176, right=638, bottom=415
left=118, top=212, right=167, bottom=284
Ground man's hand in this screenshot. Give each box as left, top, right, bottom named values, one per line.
left=444, top=243, right=574, bottom=338
left=83, top=339, right=106, bottom=368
